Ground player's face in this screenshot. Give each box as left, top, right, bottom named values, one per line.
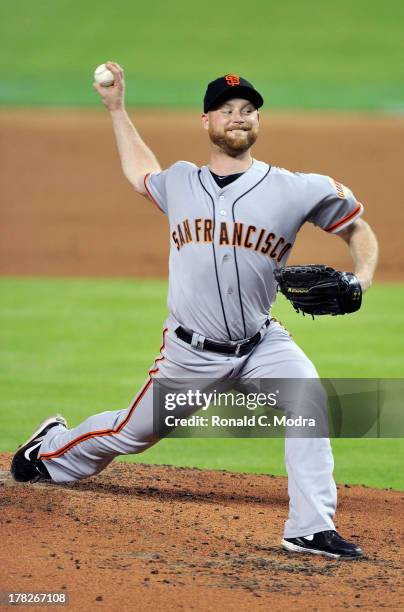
left=202, top=99, right=259, bottom=157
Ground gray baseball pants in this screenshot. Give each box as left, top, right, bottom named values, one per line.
left=39, top=316, right=337, bottom=538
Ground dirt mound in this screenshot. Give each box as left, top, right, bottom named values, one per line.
left=0, top=454, right=402, bottom=611
left=1, top=109, right=403, bottom=280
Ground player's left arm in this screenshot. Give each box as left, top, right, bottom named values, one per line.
left=336, top=219, right=379, bottom=292
left=303, top=174, right=378, bottom=292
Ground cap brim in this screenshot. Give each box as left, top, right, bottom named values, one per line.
left=205, top=86, right=264, bottom=112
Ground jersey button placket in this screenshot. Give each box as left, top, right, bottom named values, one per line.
left=219, top=192, right=227, bottom=216
left=216, top=193, right=234, bottom=298
left=221, top=253, right=234, bottom=296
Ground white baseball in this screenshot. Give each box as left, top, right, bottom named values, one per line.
left=94, top=64, right=115, bottom=87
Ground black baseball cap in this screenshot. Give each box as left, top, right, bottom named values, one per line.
left=203, top=74, right=264, bottom=113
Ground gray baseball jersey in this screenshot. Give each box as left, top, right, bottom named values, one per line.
left=38, top=158, right=363, bottom=539
left=144, top=160, right=363, bottom=340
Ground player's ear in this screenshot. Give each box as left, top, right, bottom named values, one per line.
left=201, top=113, right=209, bottom=131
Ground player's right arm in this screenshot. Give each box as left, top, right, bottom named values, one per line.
left=94, top=61, right=161, bottom=196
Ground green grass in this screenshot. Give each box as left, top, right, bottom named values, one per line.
left=1, top=277, right=403, bottom=489
left=0, top=0, right=403, bottom=110
left=120, top=438, right=404, bottom=490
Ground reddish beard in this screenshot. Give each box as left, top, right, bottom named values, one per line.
left=208, top=126, right=258, bottom=157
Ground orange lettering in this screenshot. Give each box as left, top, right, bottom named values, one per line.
left=204, top=219, right=213, bottom=242
left=232, top=222, right=244, bottom=246
left=172, top=231, right=180, bottom=251
left=277, top=243, right=292, bottom=262
left=244, top=225, right=256, bottom=249
left=195, top=218, right=202, bottom=242
left=183, top=219, right=192, bottom=243
left=269, top=237, right=285, bottom=259
left=219, top=222, right=230, bottom=245
left=177, top=224, right=186, bottom=247
left=260, top=232, right=275, bottom=254
left=254, top=228, right=266, bottom=251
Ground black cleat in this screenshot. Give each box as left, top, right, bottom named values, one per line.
left=11, top=415, right=67, bottom=483
left=282, top=530, right=363, bottom=560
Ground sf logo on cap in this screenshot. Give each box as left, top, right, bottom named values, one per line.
left=225, top=74, right=240, bottom=86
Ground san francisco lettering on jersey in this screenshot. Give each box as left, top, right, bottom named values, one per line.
left=171, top=217, right=292, bottom=262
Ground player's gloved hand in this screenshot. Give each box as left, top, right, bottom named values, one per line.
left=93, top=61, right=125, bottom=112
left=273, top=264, right=362, bottom=317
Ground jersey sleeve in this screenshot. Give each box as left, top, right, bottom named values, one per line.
left=143, top=161, right=197, bottom=215
left=143, top=169, right=169, bottom=214
left=305, top=174, right=364, bottom=234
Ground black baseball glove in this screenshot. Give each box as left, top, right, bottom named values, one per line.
left=273, top=265, right=362, bottom=316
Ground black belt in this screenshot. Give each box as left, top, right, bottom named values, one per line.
left=175, top=320, right=270, bottom=357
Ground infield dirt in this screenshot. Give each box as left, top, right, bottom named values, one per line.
left=0, top=456, right=403, bottom=611
left=1, top=109, right=403, bottom=280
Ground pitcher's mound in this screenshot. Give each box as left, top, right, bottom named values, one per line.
left=0, top=454, right=402, bottom=611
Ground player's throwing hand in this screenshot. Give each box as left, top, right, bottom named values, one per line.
left=93, top=61, right=125, bottom=111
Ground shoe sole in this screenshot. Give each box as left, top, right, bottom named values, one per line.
left=281, top=538, right=362, bottom=560
left=17, top=415, right=67, bottom=450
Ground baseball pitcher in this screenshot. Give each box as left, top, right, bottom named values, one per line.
left=11, top=64, right=378, bottom=559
